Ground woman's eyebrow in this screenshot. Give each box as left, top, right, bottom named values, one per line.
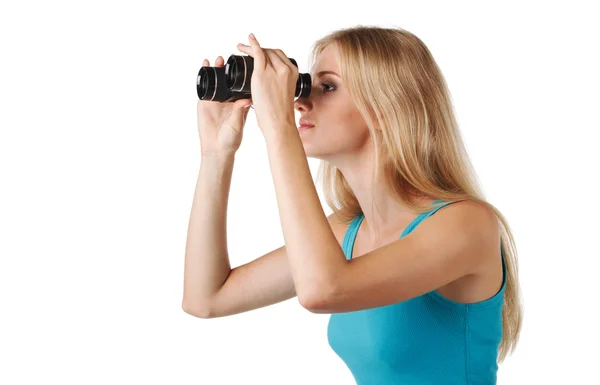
left=313, top=70, right=340, bottom=78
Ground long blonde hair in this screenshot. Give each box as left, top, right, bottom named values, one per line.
left=308, top=25, right=523, bottom=363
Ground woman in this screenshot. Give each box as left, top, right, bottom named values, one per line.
left=183, top=26, right=523, bottom=384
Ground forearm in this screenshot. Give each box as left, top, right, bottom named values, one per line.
left=182, top=152, right=236, bottom=314
left=264, top=126, right=345, bottom=303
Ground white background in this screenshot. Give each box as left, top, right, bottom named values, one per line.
left=1, top=1, right=598, bottom=384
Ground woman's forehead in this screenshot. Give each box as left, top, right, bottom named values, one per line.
left=311, top=46, right=340, bottom=77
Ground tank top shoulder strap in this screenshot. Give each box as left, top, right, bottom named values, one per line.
left=400, top=199, right=456, bottom=238
left=342, top=214, right=365, bottom=260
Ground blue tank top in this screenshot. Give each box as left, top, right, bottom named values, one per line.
left=327, top=200, right=506, bottom=384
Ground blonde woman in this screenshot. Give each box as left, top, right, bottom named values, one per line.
left=183, top=26, right=523, bottom=384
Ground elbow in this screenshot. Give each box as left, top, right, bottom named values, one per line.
left=298, top=293, right=316, bottom=312
left=298, top=286, right=334, bottom=314
left=181, top=299, right=213, bottom=319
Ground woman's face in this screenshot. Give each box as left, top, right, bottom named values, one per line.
left=294, top=44, right=371, bottom=160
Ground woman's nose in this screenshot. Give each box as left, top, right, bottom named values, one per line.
left=294, top=97, right=311, bottom=112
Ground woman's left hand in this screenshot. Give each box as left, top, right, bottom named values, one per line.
left=237, top=33, right=299, bottom=137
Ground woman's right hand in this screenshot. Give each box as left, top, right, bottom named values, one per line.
left=197, top=56, right=253, bottom=156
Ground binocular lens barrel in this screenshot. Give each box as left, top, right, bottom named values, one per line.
left=197, top=66, right=219, bottom=101
left=225, top=55, right=254, bottom=93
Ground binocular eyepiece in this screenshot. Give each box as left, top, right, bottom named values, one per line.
left=197, top=54, right=311, bottom=102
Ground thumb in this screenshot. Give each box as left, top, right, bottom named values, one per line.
left=229, top=99, right=252, bottom=128
left=229, top=99, right=252, bottom=121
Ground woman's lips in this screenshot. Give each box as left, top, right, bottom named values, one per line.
left=298, top=123, right=314, bottom=131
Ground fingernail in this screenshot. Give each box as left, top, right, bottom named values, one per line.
left=249, top=33, right=255, bottom=39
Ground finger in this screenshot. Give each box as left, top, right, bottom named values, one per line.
left=202, top=59, right=209, bottom=67
left=238, top=45, right=272, bottom=68
left=215, top=56, right=224, bottom=67
left=237, top=43, right=251, bottom=55
left=233, top=98, right=252, bottom=109
left=247, top=33, right=266, bottom=71
left=264, top=50, right=288, bottom=73
left=237, top=45, right=272, bottom=71
left=271, top=49, right=296, bottom=74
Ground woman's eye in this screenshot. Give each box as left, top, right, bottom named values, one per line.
left=319, top=82, right=335, bottom=93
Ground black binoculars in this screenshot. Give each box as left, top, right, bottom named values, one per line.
left=196, top=54, right=312, bottom=102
